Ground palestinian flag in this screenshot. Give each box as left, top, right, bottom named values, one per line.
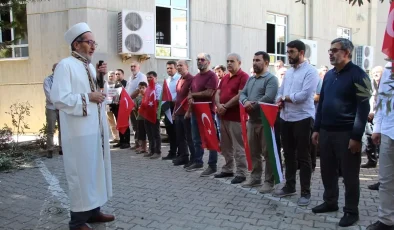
left=259, top=102, right=283, bottom=184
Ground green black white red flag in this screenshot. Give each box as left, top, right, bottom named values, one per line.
left=259, top=102, right=284, bottom=184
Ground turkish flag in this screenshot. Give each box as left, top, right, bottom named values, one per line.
left=239, top=102, right=252, bottom=171
left=162, top=80, right=172, bottom=102
left=116, top=88, right=135, bottom=134
left=138, top=79, right=157, bottom=124
left=193, top=102, right=220, bottom=151
left=382, top=2, right=394, bottom=60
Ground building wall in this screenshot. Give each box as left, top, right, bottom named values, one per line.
left=0, top=0, right=385, bottom=133
left=375, top=1, right=391, bottom=67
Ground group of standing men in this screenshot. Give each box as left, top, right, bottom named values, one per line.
left=43, top=21, right=394, bottom=230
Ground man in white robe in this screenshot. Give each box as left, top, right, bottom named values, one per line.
left=50, top=22, right=114, bottom=230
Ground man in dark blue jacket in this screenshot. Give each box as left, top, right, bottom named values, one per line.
left=311, top=38, right=370, bottom=227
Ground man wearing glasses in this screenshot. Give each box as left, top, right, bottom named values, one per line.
left=274, top=40, right=319, bottom=207
left=311, top=38, right=370, bottom=227
left=50, top=22, right=114, bottom=230
left=185, top=53, right=219, bottom=177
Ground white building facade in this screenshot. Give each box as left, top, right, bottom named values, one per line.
left=0, top=0, right=389, bottom=132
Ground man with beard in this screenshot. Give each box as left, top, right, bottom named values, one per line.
left=214, top=53, right=249, bottom=184
left=312, top=38, right=370, bottom=227
left=162, top=61, right=180, bottom=160
left=185, top=53, right=219, bottom=177
left=274, top=40, right=319, bottom=207
left=50, top=22, right=114, bottom=230
left=240, top=51, right=278, bottom=192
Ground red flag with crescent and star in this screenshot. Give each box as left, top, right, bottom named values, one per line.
left=138, top=79, right=157, bottom=124
left=192, top=102, right=220, bottom=152
left=116, top=88, right=135, bottom=134
left=382, top=1, right=394, bottom=60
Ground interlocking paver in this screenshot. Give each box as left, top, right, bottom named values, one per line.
left=0, top=142, right=381, bottom=229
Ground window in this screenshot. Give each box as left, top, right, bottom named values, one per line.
left=0, top=3, right=28, bottom=59
left=155, top=0, right=189, bottom=58
left=337, top=27, right=351, bottom=40
left=266, top=13, right=287, bottom=64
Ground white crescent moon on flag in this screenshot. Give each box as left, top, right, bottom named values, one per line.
left=124, top=97, right=128, bottom=109
left=201, top=113, right=211, bottom=128
left=149, top=90, right=155, bottom=99
left=387, top=9, right=394, bottom=37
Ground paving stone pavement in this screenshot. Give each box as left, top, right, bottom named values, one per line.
left=0, top=142, right=380, bottom=230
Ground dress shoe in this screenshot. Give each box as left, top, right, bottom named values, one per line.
left=361, top=161, right=377, bottom=168
left=71, top=224, right=92, bottom=230
left=214, top=172, right=234, bottom=178
left=173, top=158, right=188, bottom=166
left=366, top=221, right=394, bottom=230
left=120, top=144, right=131, bottom=149
left=312, top=202, right=339, bottom=213
left=183, top=161, right=193, bottom=168
left=144, top=152, right=154, bottom=157
left=162, top=154, right=176, bottom=160
left=47, top=150, right=53, bottom=158
left=231, top=176, right=246, bottom=184
left=368, top=182, right=380, bottom=191
left=339, top=212, right=359, bottom=227
left=113, top=143, right=122, bottom=148
left=87, top=212, right=115, bottom=223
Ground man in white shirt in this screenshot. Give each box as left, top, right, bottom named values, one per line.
left=162, top=60, right=180, bottom=160
left=367, top=62, right=394, bottom=230
left=126, top=62, right=147, bottom=150
left=274, top=40, right=319, bottom=207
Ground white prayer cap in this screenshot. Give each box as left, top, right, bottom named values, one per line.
left=64, top=22, right=91, bottom=45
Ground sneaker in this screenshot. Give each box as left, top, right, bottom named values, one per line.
left=144, top=152, right=154, bottom=158
left=311, top=202, right=339, bottom=213
left=231, top=176, right=246, bottom=184
left=200, top=166, right=217, bottom=177
left=150, top=153, right=161, bottom=159
left=259, top=183, right=274, bottom=194
left=109, top=140, right=119, bottom=144
left=297, top=194, right=311, bottom=206
left=183, top=161, right=193, bottom=169
left=366, top=221, right=394, bottom=230
left=214, top=172, right=234, bottom=178
left=339, top=212, right=359, bottom=227
left=242, top=179, right=262, bottom=188
left=368, top=182, right=380, bottom=191
left=361, top=161, right=377, bottom=168
left=185, top=163, right=204, bottom=172
left=273, top=186, right=296, bottom=197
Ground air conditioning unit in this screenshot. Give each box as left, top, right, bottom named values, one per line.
left=117, top=10, right=154, bottom=55
left=300, top=39, right=318, bottom=66
left=354, top=46, right=374, bottom=71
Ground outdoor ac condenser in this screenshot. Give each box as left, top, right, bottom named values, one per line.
left=117, top=10, right=154, bottom=55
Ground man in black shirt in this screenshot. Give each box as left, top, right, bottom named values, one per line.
left=112, top=69, right=130, bottom=149
left=311, top=38, right=370, bottom=227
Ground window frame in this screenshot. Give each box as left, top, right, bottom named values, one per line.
left=155, top=0, right=190, bottom=59
left=337, top=27, right=352, bottom=41
left=266, top=12, right=288, bottom=65
left=0, top=4, right=29, bottom=60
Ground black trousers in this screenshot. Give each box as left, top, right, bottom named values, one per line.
left=112, top=106, right=130, bottom=145
left=274, top=112, right=283, bottom=171
left=365, top=122, right=379, bottom=164
left=319, top=129, right=361, bottom=214
left=144, top=119, right=161, bottom=154
left=164, top=102, right=178, bottom=156
left=69, top=207, right=100, bottom=229
left=175, top=115, right=195, bottom=161
left=310, top=119, right=317, bottom=170
left=280, top=117, right=312, bottom=195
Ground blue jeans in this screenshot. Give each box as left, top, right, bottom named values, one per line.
left=191, top=114, right=218, bottom=168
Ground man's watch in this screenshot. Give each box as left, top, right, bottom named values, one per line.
left=281, top=96, right=286, bottom=102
